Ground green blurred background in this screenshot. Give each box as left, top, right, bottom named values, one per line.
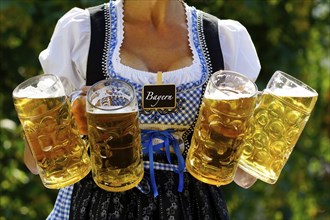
left=0, top=0, right=329, bottom=219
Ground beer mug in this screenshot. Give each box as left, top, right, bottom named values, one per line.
left=12, top=74, right=91, bottom=189
left=86, top=79, right=144, bottom=192
left=186, top=70, right=258, bottom=186
left=238, top=70, right=318, bottom=184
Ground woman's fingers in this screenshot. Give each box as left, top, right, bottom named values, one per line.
left=234, top=166, right=257, bottom=189
left=71, top=86, right=90, bottom=135
left=23, top=138, right=39, bottom=174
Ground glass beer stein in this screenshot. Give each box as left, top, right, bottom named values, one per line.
left=86, top=79, right=144, bottom=192
left=186, top=70, right=258, bottom=186
left=12, top=74, right=91, bottom=189
left=238, top=70, right=318, bottom=184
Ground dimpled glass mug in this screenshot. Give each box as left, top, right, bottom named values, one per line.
left=186, top=70, right=258, bottom=186
left=86, top=79, right=144, bottom=192
left=12, top=74, right=91, bottom=189
left=238, top=70, right=318, bottom=184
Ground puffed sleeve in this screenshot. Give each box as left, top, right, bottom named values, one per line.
left=218, top=19, right=261, bottom=82
left=39, top=7, right=91, bottom=90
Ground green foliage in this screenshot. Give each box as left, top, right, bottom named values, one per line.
left=1, top=0, right=329, bottom=219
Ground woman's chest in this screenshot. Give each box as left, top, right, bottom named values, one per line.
left=120, top=23, right=193, bottom=73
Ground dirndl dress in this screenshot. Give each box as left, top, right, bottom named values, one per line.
left=43, top=0, right=260, bottom=219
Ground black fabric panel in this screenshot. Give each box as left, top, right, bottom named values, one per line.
left=86, top=5, right=106, bottom=86
left=202, top=12, right=224, bottom=73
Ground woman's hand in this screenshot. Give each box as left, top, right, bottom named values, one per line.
left=71, top=86, right=90, bottom=135
left=23, top=137, right=39, bottom=174
left=234, top=166, right=257, bottom=189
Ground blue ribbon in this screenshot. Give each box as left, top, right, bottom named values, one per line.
left=141, top=129, right=185, bottom=198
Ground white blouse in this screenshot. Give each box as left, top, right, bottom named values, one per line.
left=39, top=1, right=261, bottom=90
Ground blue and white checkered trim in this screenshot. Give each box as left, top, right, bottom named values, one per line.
left=138, top=87, right=203, bottom=125
left=143, top=161, right=188, bottom=172
left=46, top=185, right=73, bottom=220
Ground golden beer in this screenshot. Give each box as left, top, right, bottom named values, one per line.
left=238, top=90, right=318, bottom=184
left=186, top=96, right=257, bottom=185
left=87, top=110, right=143, bottom=192
left=86, top=79, right=143, bottom=192
left=186, top=70, right=257, bottom=186
left=13, top=96, right=91, bottom=189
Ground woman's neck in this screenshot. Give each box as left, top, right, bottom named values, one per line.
left=123, top=0, right=185, bottom=28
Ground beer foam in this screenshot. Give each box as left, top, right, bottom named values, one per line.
left=15, top=77, right=65, bottom=98
left=266, top=87, right=317, bottom=97
left=205, top=89, right=253, bottom=100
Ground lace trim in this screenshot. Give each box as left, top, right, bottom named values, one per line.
left=102, top=3, right=111, bottom=79
left=197, top=10, right=213, bottom=76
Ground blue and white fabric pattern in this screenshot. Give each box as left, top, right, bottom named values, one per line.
left=46, top=185, right=73, bottom=220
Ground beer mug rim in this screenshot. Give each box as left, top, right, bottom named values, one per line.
left=87, top=79, right=136, bottom=111
left=12, top=74, right=63, bottom=99
left=267, top=70, right=318, bottom=96
left=211, top=70, right=258, bottom=97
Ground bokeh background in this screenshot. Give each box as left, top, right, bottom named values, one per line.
left=0, top=0, right=329, bottom=219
